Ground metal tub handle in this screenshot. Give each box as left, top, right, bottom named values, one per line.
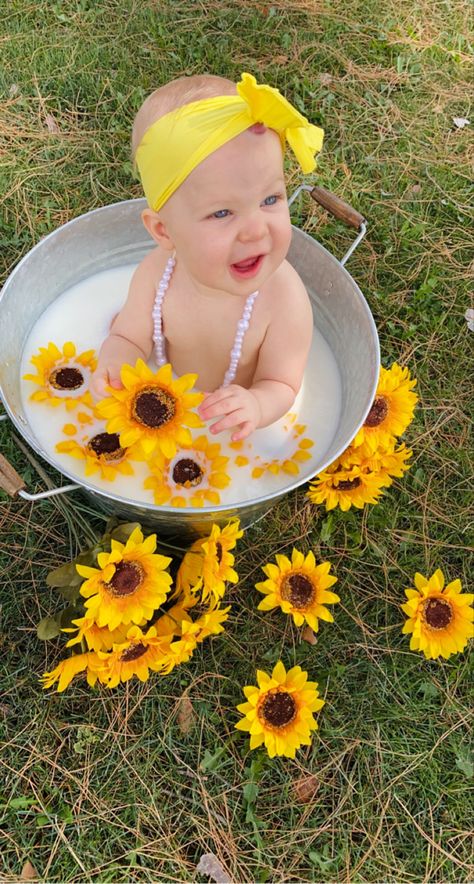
left=0, top=447, right=80, bottom=501
left=288, top=184, right=367, bottom=266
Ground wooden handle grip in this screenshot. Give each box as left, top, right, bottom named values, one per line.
left=0, top=453, right=26, bottom=496
left=309, top=186, right=365, bottom=229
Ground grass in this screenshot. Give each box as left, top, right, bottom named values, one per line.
left=1, top=0, right=473, bottom=881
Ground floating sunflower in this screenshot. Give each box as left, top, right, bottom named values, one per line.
left=256, top=549, right=339, bottom=630
left=23, top=341, right=96, bottom=411
left=56, top=428, right=137, bottom=481
left=76, top=526, right=172, bottom=630
left=63, top=616, right=129, bottom=653
left=98, top=625, right=174, bottom=687
left=352, top=363, right=418, bottom=452
left=41, top=651, right=105, bottom=692
left=401, top=569, right=473, bottom=660
left=235, top=661, right=325, bottom=758
left=96, top=360, right=203, bottom=459
left=175, top=521, right=243, bottom=603
left=307, top=462, right=386, bottom=511
left=144, top=435, right=231, bottom=507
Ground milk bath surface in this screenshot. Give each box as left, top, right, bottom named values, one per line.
left=20, top=264, right=342, bottom=506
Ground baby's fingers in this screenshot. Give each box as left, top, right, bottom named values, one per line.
left=209, top=408, right=248, bottom=435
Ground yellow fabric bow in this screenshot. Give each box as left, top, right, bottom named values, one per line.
left=135, top=72, right=324, bottom=212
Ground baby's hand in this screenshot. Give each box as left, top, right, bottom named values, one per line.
left=90, top=364, right=123, bottom=401
left=198, top=385, right=261, bottom=442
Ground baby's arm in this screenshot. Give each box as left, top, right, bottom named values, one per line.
left=199, top=269, right=313, bottom=440
left=91, top=251, right=159, bottom=398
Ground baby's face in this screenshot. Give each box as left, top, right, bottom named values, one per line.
left=159, top=127, right=292, bottom=297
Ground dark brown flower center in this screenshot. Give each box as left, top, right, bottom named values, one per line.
left=87, top=432, right=125, bottom=462
left=120, top=642, right=148, bottom=662
left=132, top=386, right=176, bottom=429
left=216, top=542, right=223, bottom=564
left=422, top=597, right=453, bottom=630
left=49, top=366, right=84, bottom=390
left=282, top=573, right=315, bottom=609
left=336, top=477, right=362, bottom=491
left=106, top=561, right=145, bottom=597
left=260, top=690, right=297, bottom=728
left=364, top=395, right=388, bottom=428
left=172, top=457, right=203, bottom=486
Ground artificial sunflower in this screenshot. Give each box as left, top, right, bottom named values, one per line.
left=307, top=462, right=386, bottom=511
left=401, top=569, right=473, bottom=660
left=96, top=359, right=203, bottom=459
left=175, top=521, right=243, bottom=603
left=98, top=625, right=174, bottom=687
left=23, top=341, right=96, bottom=411
left=76, top=526, right=172, bottom=630
left=41, top=651, right=105, bottom=692
left=144, top=435, right=231, bottom=507
left=63, top=616, right=129, bottom=653
left=352, top=362, right=418, bottom=452
left=256, top=549, right=339, bottom=630
left=338, top=440, right=413, bottom=489
left=235, top=661, right=325, bottom=758
left=56, top=428, right=137, bottom=481
left=194, top=604, right=231, bottom=641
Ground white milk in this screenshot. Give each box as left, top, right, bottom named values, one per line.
left=20, top=264, right=341, bottom=506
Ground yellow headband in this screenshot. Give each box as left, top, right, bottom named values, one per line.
left=135, top=72, right=324, bottom=212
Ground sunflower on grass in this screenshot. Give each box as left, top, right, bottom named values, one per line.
left=352, top=362, right=418, bottom=453
left=401, top=569, right=473, bottom=660
left=307, top=461, right=387, bottom=511
left=77, top=526, right=172, bottom=630
left=235, top=661, right=325, bottom=758
left=256, top=549, right=339, bottom=630
left=96, top=360, right=203, bottom=459
left=175, top=521, right=243, bottom=603
left=98, top=625, right=174, bottom=687
left=23, top=341, right=96, bottom=410
left=56, top=427, right=138, bottom=481
left=144, top=435, right=231, bottom=507
left=63, top=616, right=129, bottom=653
left=41, top=651, right=106, bottom=692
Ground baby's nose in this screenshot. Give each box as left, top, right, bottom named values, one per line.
left=238, top=211, right=267, bottom=243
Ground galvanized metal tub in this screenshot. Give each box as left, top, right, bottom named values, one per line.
left=0, top=197, right=379, bottom=535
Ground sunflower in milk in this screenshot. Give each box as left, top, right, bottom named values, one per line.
left=23, top=341, right=96, bottom=410
left=96, top=360, right=204, bottom=459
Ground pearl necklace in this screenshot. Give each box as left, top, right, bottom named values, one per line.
left=152, top=254, right=259, bottom=387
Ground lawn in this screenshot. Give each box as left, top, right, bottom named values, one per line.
left=1, top=1, right=473, bottom=881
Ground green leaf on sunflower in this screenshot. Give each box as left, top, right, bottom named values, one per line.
left=46, top=562, right=81, bottom=588
left=110, top=522, right=142, bottom=544
left=58, top=604, right=84, bottom=629
left=37, top=616, right=61, bottom=640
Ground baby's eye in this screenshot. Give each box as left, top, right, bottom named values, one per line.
left=262, top=194, right=281, bottom=206
left=212, top=209, right=230, bottom=219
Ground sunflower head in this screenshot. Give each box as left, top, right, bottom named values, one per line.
left=76, top=525, right=172, bottom=630
left=401, top=569, right=473, bottom=660
left=352, top=362, right=418, bottom=452
left=143, top=435, right=230, bottom=507
left=96, top=360, right=204, bottom=459
left=23, top=341, right=96, bottom=410
left=235, top=661, right=325, bottom=758
left=256, top=548, right=339, bottom=630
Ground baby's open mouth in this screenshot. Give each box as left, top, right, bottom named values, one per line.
left=230, top=254, right=264, bottom=278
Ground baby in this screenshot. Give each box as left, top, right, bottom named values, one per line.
left=93, top=72, right=324, bottom=441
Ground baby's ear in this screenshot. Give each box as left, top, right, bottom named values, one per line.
left=141, top=209, right=175, bottom=250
